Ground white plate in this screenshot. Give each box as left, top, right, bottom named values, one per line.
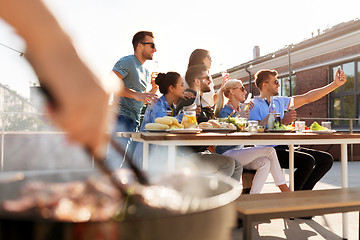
left=145, top=129, right=170, bottom=133
left=303, top=130, right=336, bottom=134
left=169, top=129, right=202, bottom=134
left=201, top=128, right=237, bottom=133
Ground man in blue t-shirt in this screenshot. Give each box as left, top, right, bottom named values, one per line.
left=107, top=31, right=158, bottom=169
left=250, top=69, right=346, bottom=194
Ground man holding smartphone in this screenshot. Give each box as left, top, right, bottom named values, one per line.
left=249, top=68, right=346, bottom=197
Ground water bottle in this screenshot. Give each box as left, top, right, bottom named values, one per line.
left=195, top=90, right=201, bottom=107
left=267, top=97, right=276, bottom=130
left=268, top=113, right=275, bottom=130
left=269, top=96, right=276, bottom=113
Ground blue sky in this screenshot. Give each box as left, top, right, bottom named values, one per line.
left=0, top=0, right=359, bottom=98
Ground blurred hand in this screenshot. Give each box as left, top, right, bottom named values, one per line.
left=183, top=91, right=195, bottom=100
left=282, top=110, right=297, bottom=125
left=249, top=101, right=254, bottom=110
left=135, top=92, right=158, bottom=104
left=47, top=79, right=114, bottom=158
left=237, top=108, right=250, bottom=119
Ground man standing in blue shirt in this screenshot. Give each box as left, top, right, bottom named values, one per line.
left=107, top=31, right=158, bottom=169
left=250, top=69, right=346, bottom=194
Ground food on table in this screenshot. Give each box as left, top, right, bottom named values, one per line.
left=257, top=126, right=265, bottom=133
left=218, top=117, right=247, bottom=131
left=163, top=116, right=179, bottom=125
left=198, top=122, right=213, bottom=129
left=273, top=122, right=295, bottom=131
left=198, top=119, right=236, bottom=130
left=208, top=119, right=221, bottom=128
left=145, top=123, right=170, bottom=130
left=146, top=117, right=184, bottom=130
left=220, top=122, right=237, bottom=130
left=155, top=117, right=173, bottom=125
left=310, top=121, right=329, bottom=131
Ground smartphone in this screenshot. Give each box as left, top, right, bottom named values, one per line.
left=334, top=65, right=342, bottom=79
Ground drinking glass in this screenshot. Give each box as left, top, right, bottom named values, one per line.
left=295, top=121, right=306, bottom=133
left=181, top=110, right=198, bottom=128
left=321, top=121, right=331, bottom=130
left=247, top=120, right=258, bottom=133
left=235, top=117, right=247, bottom=131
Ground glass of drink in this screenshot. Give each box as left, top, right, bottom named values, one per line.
left=181, top=110, right=198, bottom=128
left=321, top=121, right=331, bottom=130
left=241, top=102, right=250, bottom=111
left=295, top=121, right=306, bottom=133
left=235, top=117, right=247, bottom=131
left=247, top=120, right=258, bottom=133
left=151, top=72, right=158, bottom=85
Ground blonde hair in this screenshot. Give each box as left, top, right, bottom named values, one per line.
left=214, top=79, right=243, bottom=117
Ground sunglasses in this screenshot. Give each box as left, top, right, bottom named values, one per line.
left=206, top=55, right=212, bottom=61
left=233, top=86, right=246, bottom=92
left=140, top=42, right=156, bottom=49
left=264, top=79, right=279, bottom=85
left=197, top=76, right=211, bottom=81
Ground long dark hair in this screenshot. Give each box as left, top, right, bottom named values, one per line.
left=155, top=72, right=181, bottom=94
left=187, top=49, right=209, bottom=69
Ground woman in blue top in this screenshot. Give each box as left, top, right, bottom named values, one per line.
left=134, top=73, right=241, bottom=181
left=214, top=79, right=289, bottom=194
left=140, top=72, right=185, bottom=131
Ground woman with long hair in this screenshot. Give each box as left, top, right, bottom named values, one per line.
left=214, top=79, right=290, bottom=194
left=187, top=49, right=224, bottom=119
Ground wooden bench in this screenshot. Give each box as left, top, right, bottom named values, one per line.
left=236, top=187, right=360, bottom=240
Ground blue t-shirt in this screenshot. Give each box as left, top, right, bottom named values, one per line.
left=249, top=96, right=291, bottom=122
left=140, top=95, right=180, bottom=132
left=113, top=55, right=150, bottom=124
left=249, top=96, right=291, bottom=147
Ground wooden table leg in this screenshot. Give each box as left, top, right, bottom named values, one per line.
left=243, top=216, right=252, bottom=240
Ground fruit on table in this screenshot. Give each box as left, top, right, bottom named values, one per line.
left=310, top=121, right=329, bottom=131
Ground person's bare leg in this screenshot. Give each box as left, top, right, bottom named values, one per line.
left=278, top=184, right=290, bottom=192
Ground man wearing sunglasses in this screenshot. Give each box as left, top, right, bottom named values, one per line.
left=176, top=64, right=212, bottom=122
left=249, top=69, right=346, bottom=197
left=176, top=64, right=243, bottom=181
left=107, top=31, right=158, bottom=169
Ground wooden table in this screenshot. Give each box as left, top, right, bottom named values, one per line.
left=120, top=131, right=360, bottom=239
left=237, top=187, right=360, bottom=240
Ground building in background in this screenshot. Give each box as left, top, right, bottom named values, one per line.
left=212, top=18, right=360, bottom=160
